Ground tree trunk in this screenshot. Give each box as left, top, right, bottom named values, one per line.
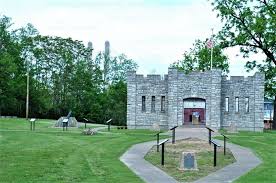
left=273, top=96, right=276, bottom=129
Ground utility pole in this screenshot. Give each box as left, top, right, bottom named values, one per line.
left=26, top=60, right=30, bottom=120
left=26, top=71, right=29, bottom=119
left=210, top=28, right=214, bottom=70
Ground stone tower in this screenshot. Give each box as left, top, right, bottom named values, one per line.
left=104, top=41, right=110, bottom=56
left=88, top=41, right=93, bottom=50
left=103, top=41, right=110, bottom=82
left=87, top=41, right=94, bottom=69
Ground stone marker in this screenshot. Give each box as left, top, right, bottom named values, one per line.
left=179, top=152, right=198, bottom=171
left=55, top=117, right=78, bottom=127
left=152, top=122, right=160, bottom=131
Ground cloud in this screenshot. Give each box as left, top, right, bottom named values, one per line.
left=0, top=0, right=262, bottom=76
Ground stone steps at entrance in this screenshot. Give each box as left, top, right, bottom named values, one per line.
left=179, top=124, right=205, bottom=128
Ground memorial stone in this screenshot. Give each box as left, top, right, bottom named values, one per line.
left=152, top=123, right=160, bottom=131
left=179, top=152, right=198, bottom=171
left=228, top=123, right=238, bottom=133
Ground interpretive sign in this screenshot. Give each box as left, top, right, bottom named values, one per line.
left=29, top=118, right=36, bottom=131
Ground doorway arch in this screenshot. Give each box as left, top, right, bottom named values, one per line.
left=183, top=98, right=206, bottom=125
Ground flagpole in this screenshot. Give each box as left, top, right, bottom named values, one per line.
left=211, top=28, right=213, bottom=70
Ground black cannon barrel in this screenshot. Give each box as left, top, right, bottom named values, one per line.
left=66, top=111, right=72, bottom=119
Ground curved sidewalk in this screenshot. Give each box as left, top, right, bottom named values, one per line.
left=120, top=128, right=262, bottom=183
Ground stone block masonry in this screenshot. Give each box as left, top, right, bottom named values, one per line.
left=127, top=68, right=264, bottom=131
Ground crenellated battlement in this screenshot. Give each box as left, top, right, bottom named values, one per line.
left=129, top=69, right=264, bottom=83
left=222, top=76, right=254, bottom=82
left=222, top=72, right=264, bottom=83
left=128, top=72, right=168, bottom=82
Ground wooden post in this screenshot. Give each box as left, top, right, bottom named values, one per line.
left=26, top=71, right=29, bottom=120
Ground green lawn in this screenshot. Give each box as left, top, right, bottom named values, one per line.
left=2, top=118, right=275, bottom=183
left=217, top=131, right=276, bottom=183
left=145, top=138, right=235, bottom=182
left=0, top=118, right=158, bottom=183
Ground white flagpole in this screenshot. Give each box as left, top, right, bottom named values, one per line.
left=211, top=28, right=214, bottom=70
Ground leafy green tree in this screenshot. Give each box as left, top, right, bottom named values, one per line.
left=171, top=38, right=229, bottom=74
left=0, top=16, right=26, bottom=116
left=21, top=34, right=100, bottom=118
left=97, top=53, right=138, bottom=125
left=105, top=81, right=127, bottom=126
left=210, top=0, right=276, bottom=128
left=108, top=54, right=138, bottom=83
left=0, top=15, right=138, bottom=126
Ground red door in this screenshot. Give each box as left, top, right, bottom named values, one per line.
left=183, top=108, right=205, bottom=125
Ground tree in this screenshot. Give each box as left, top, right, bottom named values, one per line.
left=171, top=38, right=229, bottom=74
left=210, top=0, right=276, bottom=128
left=98, top=53, right=138, bottom=125
left=0, top=16, right=26, bottom=116
left=105, top=81, right=127, bottom=126
left=107, top=53, right=138, bottom=83
left=0, top=15, right=138, bottom=125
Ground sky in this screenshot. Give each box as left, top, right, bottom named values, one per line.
left=0, top=0, right=263, bottom=76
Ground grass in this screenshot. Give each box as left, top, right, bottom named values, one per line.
left=2, top=118, right=275, bottom=183
left=145, top=138, right=235, bottom=182
left=0, top=118, right=160, bottom=183
left=216, top=130, right=276, bottom=183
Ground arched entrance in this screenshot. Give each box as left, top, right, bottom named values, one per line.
left=183, top=98, right=206, bottom=126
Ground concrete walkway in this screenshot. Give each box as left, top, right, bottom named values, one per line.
left=120, top=128, right=262, bottom=183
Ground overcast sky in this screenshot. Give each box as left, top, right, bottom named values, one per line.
left=1, top=0, right=263, bottom=76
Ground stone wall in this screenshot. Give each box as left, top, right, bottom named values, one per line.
left=127, top=68, right=264, bottom=131
left=167, top=68, right=178, bottom=128
left=221, top=73, right=264, bottom=131
left=173, top=69, right=222, bottom=129
left=127, top=71, right=137, bottom=128
left=127, top=71, right=168, bottom=129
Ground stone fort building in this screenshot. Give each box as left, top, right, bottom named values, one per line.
left=127, top=68, right=264, bottom=131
